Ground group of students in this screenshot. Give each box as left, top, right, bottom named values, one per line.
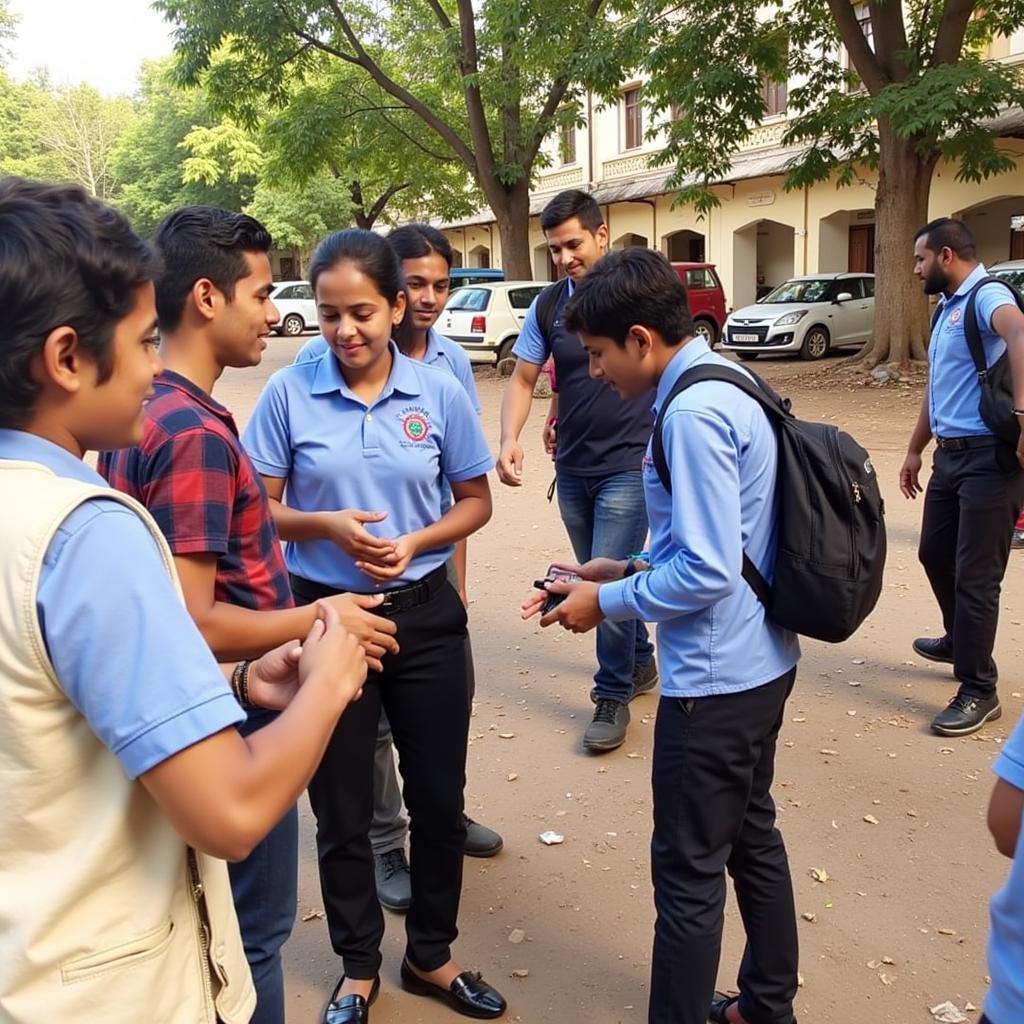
left=4, top=170, right=1024, bottom=1024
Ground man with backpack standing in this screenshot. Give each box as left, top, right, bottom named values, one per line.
left=498, top=190, right=658, bottom=753
left=523, top=249, right=802, bottom=1024
left=900, top=218, right=1024, bottom=737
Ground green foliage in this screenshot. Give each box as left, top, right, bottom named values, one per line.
left=0, top=0, right=16, bottom=67
left=246, top=172, right=354, bottom=250
left=599, top=0, right=1024, bottom=209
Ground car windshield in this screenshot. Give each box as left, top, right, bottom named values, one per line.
left=446, top=288, right=491, bottom=312
left=761, top=279, right=831, bottom=304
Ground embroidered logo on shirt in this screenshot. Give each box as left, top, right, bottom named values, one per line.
left=949, top=308, right=962, bottom=325
left=398, top=405, right=432, bottom=444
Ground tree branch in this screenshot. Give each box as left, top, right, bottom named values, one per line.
left=454, top=0, right=498, bottom=187
left=870, top=0, right=910, bottom=82
left=826, top=0, right=887, bottom=94
left=931, top=0, right=975, bottom=67
left=425, top=0, right=453, bottom=32
left=367, top=182, right=411, bottom=224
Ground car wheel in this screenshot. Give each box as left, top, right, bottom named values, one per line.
left=282, top=314, right=304, bottom=336
left=496, top=337, right=517, bottom=376
left=737, top=352, right=759, bottom=361
left=693, top=318, right=717, bottom=348
left=800, top=326, right=829, bottom=361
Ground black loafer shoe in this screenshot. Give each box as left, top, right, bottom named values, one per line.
left=401, top=958, right=506, bottom=1019
left=913, top=635, right=954, bottom=664
left=463, top=814, right=503, bottom=858
left=324, top=975, right=380, bottom=1024
left=931, top=692, right=1001, bottom=737
left=708, top=990, right=797, bottom=1023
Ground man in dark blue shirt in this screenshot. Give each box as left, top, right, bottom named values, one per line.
left=498, top=190, right=657, bottom=752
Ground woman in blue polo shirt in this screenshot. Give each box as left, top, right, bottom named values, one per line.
left=243, top=230, right=506, bottom=1024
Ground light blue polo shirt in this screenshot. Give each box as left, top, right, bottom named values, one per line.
left=929, top=264, right=1016, bottom=438
left=0, top=429, right=244, bottom=780
left=986, top=713, right=1024, bottom=1024
left=598, top=340, right=800, bottom=697
left=243, top=343, right=493, bottom=592
left=294, top=329, right=481, bottom=414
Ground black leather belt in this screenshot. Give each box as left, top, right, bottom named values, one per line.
left=935, top=435, right=1003, bottom=452
left=290, top=564, right=448, bottom=615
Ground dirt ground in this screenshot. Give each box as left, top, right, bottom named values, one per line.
left=216, top=339, right=1024, bottom=1024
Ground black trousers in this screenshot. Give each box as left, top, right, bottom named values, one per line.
left=293, top=576, right=471, bottom=978
left=919, top=444, right=1024, bottom=698
left=649, top=669, right=798, bottom=1024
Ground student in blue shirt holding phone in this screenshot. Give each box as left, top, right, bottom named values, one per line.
left=243, top=229, right=506, bottom=1024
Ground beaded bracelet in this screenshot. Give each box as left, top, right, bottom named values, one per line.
left=231, top=659, right=251, bottom=705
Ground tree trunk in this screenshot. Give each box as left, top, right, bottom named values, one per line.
left=854, top=121, right=937, bottom=370
left=487, top=177, right=533, bottom=280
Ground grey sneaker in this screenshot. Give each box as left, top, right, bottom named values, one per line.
left=463, top=814, right=503, bottom=858
left=631, top=659, right=659, bottom=700
left=583, top=699, right=630, bottom=752
left=374, top=847, right=411, bottom=913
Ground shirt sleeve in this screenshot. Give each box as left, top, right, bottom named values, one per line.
left=995, top=714, right=1024, bottom=791
left=439, top=383, right=495, bottom=483
left=37, top=499, right=244, bottom=780
left=450, top=348, right=482, bottom=414
left=599, top=405, right=743, bottom=622
left=977, top=282, right=1018, bottom=335
left=511, top=296, right=549, bottom=365
left=242, top=374, right=294, bottom=478
left=293, top=336, right=327, bottom=364
left=140, top=429, right=237, bottom=556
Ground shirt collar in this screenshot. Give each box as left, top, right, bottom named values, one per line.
left=158, top=369, right=235, bottom=426
left=311, top=340, right=423, bottom=402
left=0, top=428, right=107, bottom=486
left=941, top=263, right=989, bottom=306
left=653, top=338, right=712, bottom=415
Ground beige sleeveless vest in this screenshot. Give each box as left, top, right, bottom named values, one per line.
left=0, top=459, right=255, bottom=1024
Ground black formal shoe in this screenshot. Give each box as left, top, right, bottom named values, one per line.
left=374, top=847, right=411, bottom=913
left=324, top=975, right=380, bottom=1024
left=463, top=814, right=503, bottom=858
left=400, top=958, right=507, bottom=1019
left=913, top=635, right=954, bottom=665
left=931, top=692, right=1002, bottom=737
left=708, top=990, right=797, bottom=1023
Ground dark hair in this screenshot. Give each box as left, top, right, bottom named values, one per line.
left=914, top=217, right=977, bottom=260
left=0, top=176, right=158, bottom=428
left=540, top=189, right=604, bottom=234
left=388, top=223, right=453, bottom=269
left=564, top=248, right=693, bottom=346
left=153, top=206, right=272, bottom=332
left=308, top=229, right=404, bottom=304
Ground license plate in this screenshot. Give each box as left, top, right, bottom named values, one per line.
left=732, top=332, right=759, bottom=343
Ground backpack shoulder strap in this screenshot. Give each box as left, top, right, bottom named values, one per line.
left=535, top=277, right=571, bottom=342
left=964, top=275, right=1024, bottom=375
left=650, top=361, right=782, bottom=607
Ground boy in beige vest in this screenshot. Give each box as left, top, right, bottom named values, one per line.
left=0, top=177, right=368, bottom=1024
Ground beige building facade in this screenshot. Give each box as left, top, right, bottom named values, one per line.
left=439, top=29, right=1024, bottom=310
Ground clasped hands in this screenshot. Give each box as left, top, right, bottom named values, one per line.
left=521, top=557, right=626, bottom=633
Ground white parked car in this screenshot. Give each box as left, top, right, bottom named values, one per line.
left=991, top=259, right=1024, bottom=291
left=270, top=280, right=317, bottom=336
left=722, top=273, right=875, bottom=361
left=439, top=282, right=546, bottom=364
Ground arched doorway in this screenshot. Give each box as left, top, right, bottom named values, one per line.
left=663, top=229, right=706, bottom=263
left=534, top=242, right=557, bottom=282
left=449, top=248, right=464, bottom=268
left=611, top=232, right=649, bottom=250
left=954, top=195, right=1024, bottom=266
left=732, top=219, right=796, bottom=307
left=818, top=209, right=876, bottom=273
left=468, top=244, right=491, bottom=268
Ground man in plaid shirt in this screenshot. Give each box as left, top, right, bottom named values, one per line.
left=100, top=207, right=399, bottom=1024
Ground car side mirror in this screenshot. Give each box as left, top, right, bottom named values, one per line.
left=834, top=292, right=853, bottom=303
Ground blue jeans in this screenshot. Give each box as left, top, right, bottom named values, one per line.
left=229, top=707, right=299, bottom=1024
left=557, top=469, right=654, bottom=704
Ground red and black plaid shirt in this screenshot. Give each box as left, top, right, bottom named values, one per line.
left=99, top=370, right=293, bottom=612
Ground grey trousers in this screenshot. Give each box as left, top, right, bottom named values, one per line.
left=370, top=558, right=475, bottom=855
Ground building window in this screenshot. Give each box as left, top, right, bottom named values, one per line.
left=559, top=123, right=576, bottom=165
left=623, top=86, right=643, bottom=150
left=761, top=76, right=787, bottom=117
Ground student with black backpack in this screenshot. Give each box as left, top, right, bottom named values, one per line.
left=523, top=249, right=802, bottom=1024
left=901, top=218, right=1024, bottom=738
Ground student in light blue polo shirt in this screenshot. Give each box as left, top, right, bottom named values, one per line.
left=900, top=218, right=1024, bottom=738
left=984, top=710, right=1024, bottom=1024
left=291, top=226, right=501, bottom=909
left=524, top=249, right=800, bottom=1024
left=243, top=229, right=507, bottom=1023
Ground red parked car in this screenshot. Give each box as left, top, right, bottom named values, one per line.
left=671, top=262, right=728, bottom=347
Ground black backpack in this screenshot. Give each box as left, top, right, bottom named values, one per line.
left=651, top=364, right=886, bottom=643
left=930, top=275, right=1024, bottom=447
left=536, top=277, right=570, bottom=340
